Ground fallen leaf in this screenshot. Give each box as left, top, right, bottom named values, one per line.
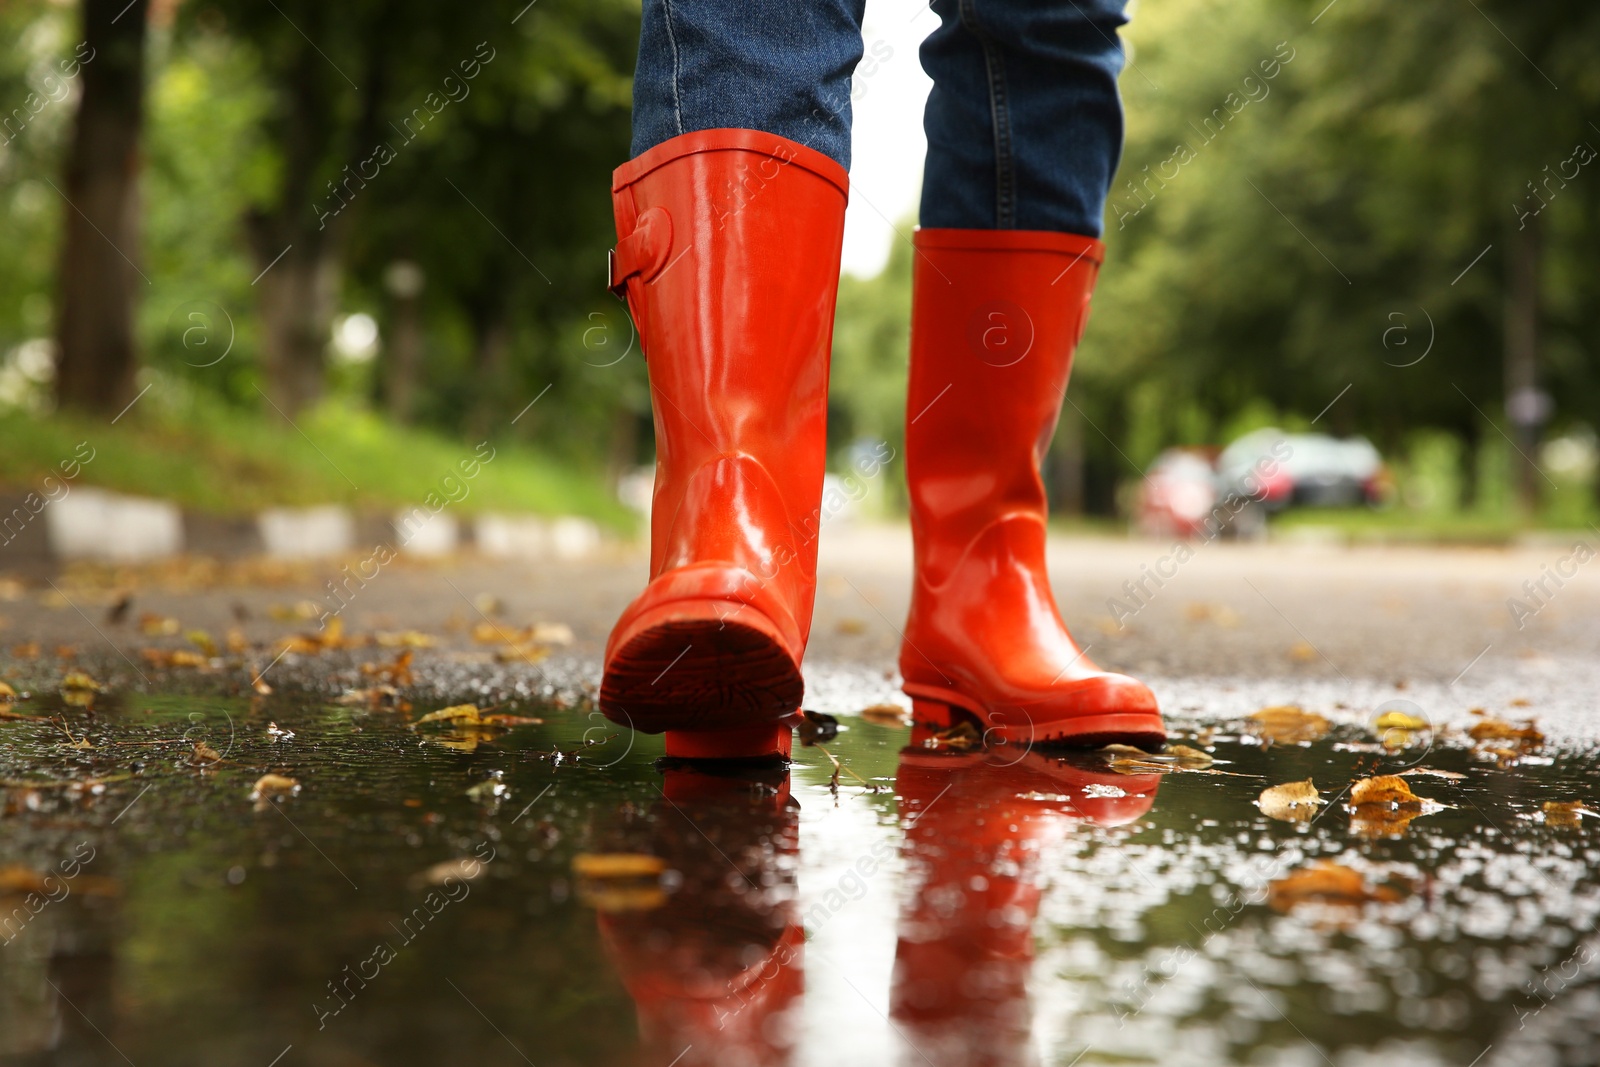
left=1258, top=779, right=1323, bottom=822
left=1349, top=775, right=1423, bottom=808
left=1267, top=861, right=1401, bottom=913
left=530, top=622, right=573, bottom=645
left=477, top=714, right=544, bottom=727
left=835, top=618, right=868, bottom=635
left=0, top=682, right=14, bottom=703
left=361, top=649, right=414, bottom=686
left=106, top=594, right=132, bottom=625
left=375, top=630, right=438, bottom=649
left=249, top=774, right=300, bottom=801
left=413, top=857, right=487, bottom=887
left=1468, top=718, right=1544, bottom=746
left=859, top=703, right=908, bottom=725
left=0, top=866, right=51, bottom=896
left=927, top=719, right=981, bottom=752
left=1510, top=698, right=1532, bottom=708
left=138, top=612, right=180, bottom=636
left=225, top=628, right=249, bottom=654
left=1541, top=801, right=1596, bottom=828
left=192, top=743, right=223, bottom=765
left=572, top=853, right=666, bottom=879
left=1374, top=710, right=1428, bottom=731
left=61, top=670, right=100, bottom=692
left=1164, top=743, right=1214, bottom=768
left=578, top=884, right=667, bottom=912
left=11, top=642, right=40, bottom=660
left=1287, top=641, right=1317, bottom=663
left=1398, top=767, right=1465, bottom=781
left=186, top=630, right=217, bottom=657
left=1248, top=705, right=1329, bottom=744
left=413, top=704, right=481, bottom=727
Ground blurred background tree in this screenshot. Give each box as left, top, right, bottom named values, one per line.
left=0, top=0, right=1594, bottom=531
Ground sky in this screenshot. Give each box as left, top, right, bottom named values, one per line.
left=840, top=0, right=936, bottom=278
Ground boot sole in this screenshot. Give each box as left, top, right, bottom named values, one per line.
left=601, top=601, right=804, bottom=751
left=906, top=688, right=1166, bottom=751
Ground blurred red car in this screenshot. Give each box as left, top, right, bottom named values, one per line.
left=1134, top=448, right=1219, bottom=539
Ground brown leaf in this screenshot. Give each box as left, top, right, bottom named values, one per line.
left=249, top=774, right=300, bottom=801
left=1468, top=718, right=1544, bottom=747
left=859, top=703, right=908, bottom=725
left=1267, top=861, right=1401, bottom=913
left=1398, top=767, right=1465, bottom=781
left=1248, top=705, right=1330, bottom=744
left=138, top=612, right=180, bottom=636
left=572, top=853, right=666, bottom=879
left=1258, top=779, right=1323, bottom=822
left=1164, top=743, right=1215, bottom=768
left=0, top=866, right=51, bottom=896
left=360, top=649, right=414, bottom=686
left=1349, top=775, right=1423, bottom=808
left=192, top=742, right=223, bottom=765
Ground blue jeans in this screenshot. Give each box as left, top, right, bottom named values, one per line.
left=631, top=0, right=1129, bottom=237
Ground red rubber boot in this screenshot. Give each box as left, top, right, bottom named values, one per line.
left=900, top=229, right=1165, bottom=749
left=600, top=130, right=849, bottom=760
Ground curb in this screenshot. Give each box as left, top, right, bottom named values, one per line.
left=0, top=489, right=610, bottom=571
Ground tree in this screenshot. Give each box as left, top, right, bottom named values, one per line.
left=54, top=0, right=148, bottom=415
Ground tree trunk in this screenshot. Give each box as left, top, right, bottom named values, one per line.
left=54, top=0, right=148, bottom=416
left=1504, top=216, right=1543, bottom=517
left=381, top=260, right=425, bottom=422
left=1050, top=401, right=1086, bottom=516
left=251, top=242, right=340, bottom=415
left=467, top=306, right=511, bottom=441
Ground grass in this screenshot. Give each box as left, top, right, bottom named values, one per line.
left=1270, top=505, right=1598, bottom=545
left=0, top=384, right=634, bottom=528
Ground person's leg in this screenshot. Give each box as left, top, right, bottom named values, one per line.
left=632, top=0, right=867, bottom=170
left=918, top=0, right=1129, bottom=234
left=899, top=0, right=1165, bottom=746
left=600, top=2, right=866, bottom=758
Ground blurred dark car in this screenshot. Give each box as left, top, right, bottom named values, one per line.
left=1218, top=428, right=1390, bottom=510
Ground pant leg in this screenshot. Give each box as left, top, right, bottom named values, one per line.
left=918, top=0, right=1130, bottom=236
left=631, top=0, right=868, bottom=170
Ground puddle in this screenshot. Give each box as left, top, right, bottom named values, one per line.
left=0, top=685, right=1597, bottom=1066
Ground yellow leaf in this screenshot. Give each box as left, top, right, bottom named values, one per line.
left=1248, top=705, right=1329, bottom=744
left=572, top=853, right=666, bottom=879
left=186, top=630, right=217, bottom=657
left=413, top=704, right=482, bottom=727
left=1258, top=779, right=1323, bottom=822
left=1374, top=710, right=1427, bottom=731
left=0, top=681, right=15, bottom=702
left=61, top=670, right=100, bottom=692
left=1541, top=801, right=1596, bottom=828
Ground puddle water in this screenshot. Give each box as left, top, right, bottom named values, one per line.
left=0, top=688, right=1597, bottom=1066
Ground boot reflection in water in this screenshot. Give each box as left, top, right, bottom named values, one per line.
left=890, top=733, right=1161, bottom=1067
left=594, top=766, right=803, bottom=1067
